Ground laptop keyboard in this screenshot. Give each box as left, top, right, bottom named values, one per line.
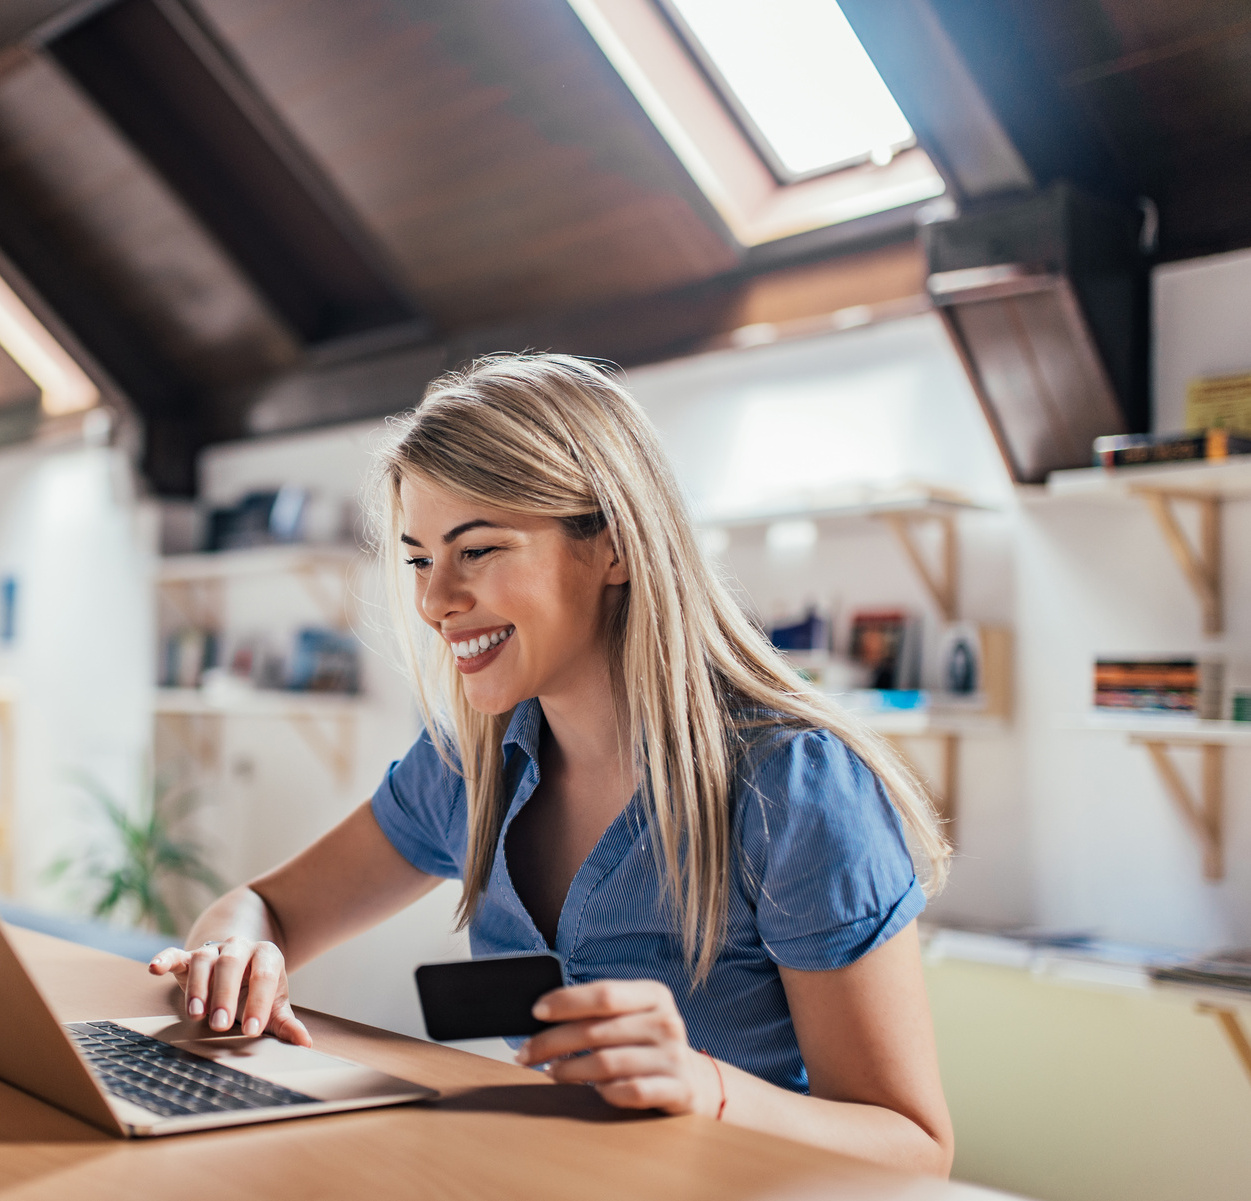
left=66, top=1020, right=317, bottom=1118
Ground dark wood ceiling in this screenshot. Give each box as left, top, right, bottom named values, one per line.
left=927, top=0, right=1251, bottom=258
left=0, top=0, right=1247, bottom=493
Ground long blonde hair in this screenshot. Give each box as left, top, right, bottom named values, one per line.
left=371, top=353, right=948, bottom=982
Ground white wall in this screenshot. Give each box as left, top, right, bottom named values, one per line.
left=0, top=438, right=155, bottom=910
left=627, top=275, right=1251, bottom=952
left=1153, top=247, right=1251, bottom=433
left=627, top=315, right=1032, bottom=929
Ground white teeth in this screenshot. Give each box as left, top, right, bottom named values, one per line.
left=450, top=627, right=512, bottom=659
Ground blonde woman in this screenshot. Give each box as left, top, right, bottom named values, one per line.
left=151, top=354, right=954, bottom=1175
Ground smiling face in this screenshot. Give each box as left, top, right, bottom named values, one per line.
left=399, top=475, right=628, bottom=715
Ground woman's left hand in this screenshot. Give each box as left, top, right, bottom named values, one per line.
left=515, top=978, right=722, bottom=1116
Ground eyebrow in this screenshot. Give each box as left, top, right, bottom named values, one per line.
left=399, top=519, right=508, bottom=548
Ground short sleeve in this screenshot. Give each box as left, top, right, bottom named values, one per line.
left=370, top=728, right=465, bottom=879
left=737, top=728, right=925, bottom=971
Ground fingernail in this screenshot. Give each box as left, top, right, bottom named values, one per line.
left=515, top=1043, right=530, bottom=1064
left=532, top=1001, right=550, bottom=1019
left=187, top=997, right=204, bottom=1017
left=210, top=1008, right=230, bottom=1031
left=243, top=1018, right=260, bottom=1037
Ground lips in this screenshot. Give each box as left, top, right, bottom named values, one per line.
left=448, top=625, right=514, bottom=660
left=446, top=625, right=514, bottom=675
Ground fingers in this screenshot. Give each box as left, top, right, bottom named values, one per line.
left=518, top=1011, right=670, bottom=1066
left=238, top=943, right=285, bottom=1038
left=148, top=947, right=190, bottom=982
left=155, top=938, right=298, bottom=1038
left=206, top=940, right=253, bottom=1031
left=184, top=944, right=224, bottom=1020
left=532, top=979, right=672, bottom=1024
left=268, top=1000, right=313, bottom=1048
left=545, top=1045, right=675, bottom=1085
left=595, top=1075, right=692, bottom=1113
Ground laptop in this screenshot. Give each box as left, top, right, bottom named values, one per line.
left=0, top=920, right=438, bottom=1136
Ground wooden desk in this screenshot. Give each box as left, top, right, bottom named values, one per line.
left=1, top=928, right=1001, bottom=1201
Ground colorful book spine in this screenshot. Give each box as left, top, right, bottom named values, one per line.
left=1092, top=429, right=1251, bottom=468
left=1093, top=659, right=1223, bottom=719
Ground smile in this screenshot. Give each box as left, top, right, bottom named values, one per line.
left=449, top=626, right=514, bottom=660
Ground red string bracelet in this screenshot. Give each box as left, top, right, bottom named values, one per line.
left=699, top=1049, right=726, bottom=1120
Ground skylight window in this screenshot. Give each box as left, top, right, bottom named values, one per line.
left=659, top=0, right=915, bottom=182
left=566, top=0, right=945, bottom=245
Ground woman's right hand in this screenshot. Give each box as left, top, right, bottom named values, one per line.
left=148, top=937, right=312, bottom=1046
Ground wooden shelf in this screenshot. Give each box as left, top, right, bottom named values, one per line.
left=1047, top=458, right=1251, bottom=635
left=701, top=486, right=994, bottom=530
left=1047, top=456, right=1251, bottom=499
left=704, top=486, right=998, bottom=623
left=153, top=687, right=361, bottom=718
left=154, top=688, right=361, bottom=789
left=1072, top=711, right=1251, bottom=744
left=156, top=543, right=360, bottom=583
left=157, top=544, right=361, bottom=629
left=1071, top=710, right=1249, bottom=880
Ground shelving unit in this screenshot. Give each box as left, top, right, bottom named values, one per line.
left=719, top=487, right=1009, bottom=845
left=157, top=544, right=360, bottom=631
left=705, top=486, right=996, bottom=624
left=155, top=688, right=360, bottom=789
left=1070, top=712, right=1251, bottom=881
left=862, top=708, right=1008, bottom=842
left=153, top=544, right=366, bottom=790
left=1048, top=457, right=1251, bottom=635
left=1046, top=459, right=1251, bottom=880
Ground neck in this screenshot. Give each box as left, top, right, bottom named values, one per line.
left=537, top=656, right=631, bottom=782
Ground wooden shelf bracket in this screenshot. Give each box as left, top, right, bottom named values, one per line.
left=885, top=730, right=960, bottom=846
left=1132, top=488, right=1222, bottom=635
left=1196, top=1004, right=1251, bottom=1086
left=288, top=712, right=355, bottom=791
left=879, top=511, right=958, bottom=622
left=1132, top=736, right=1224, bottom=880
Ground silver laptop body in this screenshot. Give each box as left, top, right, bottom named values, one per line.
left=0, top=920, right=437, bottom=1136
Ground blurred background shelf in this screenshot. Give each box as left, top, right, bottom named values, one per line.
left=1047, top=457, right=1251, bottom=499
left=1070, top=711, right=1251, bottom=744
left=153, top=688, right=360, bottom=788
left=153, top=687, right=361, bottom=718
left=700, top=484, right=996, bottom=531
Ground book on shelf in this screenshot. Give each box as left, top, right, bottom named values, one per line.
left=1151, top=947, right=1251, bottom=995
left=1185, top=372, right=1251, bottom=436
left=1093, top=658, right=1224, bottom=719
left=849, top=610, right=920, bottom=691
left=1091, top=428, right=1251, bottom=468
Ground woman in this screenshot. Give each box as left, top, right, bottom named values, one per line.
left=151, top=354, right=954, bottom=1174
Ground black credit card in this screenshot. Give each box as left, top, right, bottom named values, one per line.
left=415, top=952, right=565, bottom=1041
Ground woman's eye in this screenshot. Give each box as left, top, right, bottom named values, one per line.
left=404, top=556, right=432, bottom=571
left=462, top=546, right=496, bottom=561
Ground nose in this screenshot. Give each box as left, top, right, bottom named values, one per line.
left=418, top=559, right=470, bottom=625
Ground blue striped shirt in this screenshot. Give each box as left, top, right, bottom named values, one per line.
left=371, top=697, right=924, bottom=1093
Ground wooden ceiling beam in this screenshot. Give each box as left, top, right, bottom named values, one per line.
left=47, top=0, right=424, bottom=346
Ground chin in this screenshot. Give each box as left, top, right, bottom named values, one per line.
left=460, top=679, right=527, bottom=717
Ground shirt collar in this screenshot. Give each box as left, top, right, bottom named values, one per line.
left=502, top=697, right=544, bottom=762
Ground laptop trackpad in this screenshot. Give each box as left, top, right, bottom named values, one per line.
left=116, top=1016, right=427, bottom=1101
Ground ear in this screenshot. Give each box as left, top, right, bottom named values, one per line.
left=598, top=531, right=629, bottom=586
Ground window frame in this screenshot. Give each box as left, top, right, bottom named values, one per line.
left=567, top=0, right=946, bottom=247
left=651, top=0, right=918, bottom=187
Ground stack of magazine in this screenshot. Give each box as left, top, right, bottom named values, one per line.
left=1150, top=950, right=1251, bottom=994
